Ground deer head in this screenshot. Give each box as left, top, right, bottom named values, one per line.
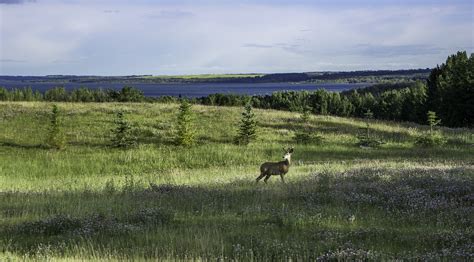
left=282, top=147, right=294, bottom=161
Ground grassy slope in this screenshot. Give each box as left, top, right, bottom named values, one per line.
left=0, top=102, right=472, bottom=260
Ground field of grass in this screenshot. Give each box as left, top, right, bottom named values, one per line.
left=0, top=101, right=473, bottom=260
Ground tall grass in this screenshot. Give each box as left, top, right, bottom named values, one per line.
left=0, top=101, right=472, bottom=260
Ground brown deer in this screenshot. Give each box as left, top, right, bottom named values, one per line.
left=256, top=147, right=294, bottom=184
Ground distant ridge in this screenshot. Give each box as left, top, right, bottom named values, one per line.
left=0, top=69, right=431, bottom=84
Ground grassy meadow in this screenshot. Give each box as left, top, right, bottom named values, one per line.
left=0, top=101, right=473, bottom=260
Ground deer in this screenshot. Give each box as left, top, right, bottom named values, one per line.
left=256, top=147, right=294, bottom=184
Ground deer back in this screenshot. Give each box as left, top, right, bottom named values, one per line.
left=260, top=159, right=290, bottom=175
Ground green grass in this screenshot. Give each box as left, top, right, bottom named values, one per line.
left=0, top=102, right=473, bottom=260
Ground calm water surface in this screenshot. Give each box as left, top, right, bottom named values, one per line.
left=0, top=81, right=371, bottom=97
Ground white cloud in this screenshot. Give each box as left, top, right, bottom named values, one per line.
left=0, top=1, right=472, bottom=75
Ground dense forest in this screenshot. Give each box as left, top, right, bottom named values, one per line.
left=0, top=52, right=472, bottom=127
left=201, top=52, right=472, bottom=127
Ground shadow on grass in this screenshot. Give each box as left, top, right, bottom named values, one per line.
left=0, top=141, right=49, bottom=150
left=1, top=166, right=472, bottom=259
left=259, top=120, right=415, bottom=143
left=198, top=136, right=234, bottom=144
left=263, top=144, right=474, bottom=163
left=67, top=141, right=110, bottom=148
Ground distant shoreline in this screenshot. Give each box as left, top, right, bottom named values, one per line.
left=0, top=81, right=371, bottom=98
left=0, top=69, right=430, bottom=84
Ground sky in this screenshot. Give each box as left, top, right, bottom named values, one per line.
left=0, top=0, right=473, bottom=75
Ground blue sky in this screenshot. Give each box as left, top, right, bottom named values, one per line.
left=0, top=0, right=473, bottom=75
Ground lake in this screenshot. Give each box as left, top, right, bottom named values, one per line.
left=0, top=81, right=371, bottom=98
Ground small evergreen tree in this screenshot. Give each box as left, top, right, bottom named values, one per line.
left=111, top=110, right=136, bottom=148
left=415, top=111, right=446, bottom=146
left=294, top=105, right=323, bottom=144
left=46, top=105, right=66, bottom=149
left=234, top=102, right=257, bottom=145
left=300, top=105, right=312, bottom=123
left=174, top=99, right=196, bottom=146
left=363, top=109, right=374, bottom=140
left=427, top=111, right=441, bottom=136
left=357, top=109, right=382, bottom=147
left=293, top=130, right=323, bottom=144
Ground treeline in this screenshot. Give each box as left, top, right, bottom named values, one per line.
left=0, top=52, right=471, bottom=127
left=427, top=51, right=473, bottom=127
left=307, top=68, right=431, bottom=81
left=153, top=70, right=429, bottom=83
left=0, top=86, right=146, bottom=102
left=340, top=82, right=420, bottom=96
left=198, top=82, right=427, bottom=124
left=202, top=52, right=473, bottom=127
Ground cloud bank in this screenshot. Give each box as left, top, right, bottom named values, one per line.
left=0, top=0, right=473, bottom=75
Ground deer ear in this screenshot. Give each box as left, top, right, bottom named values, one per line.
left=289, top=147, right=294, bottom=153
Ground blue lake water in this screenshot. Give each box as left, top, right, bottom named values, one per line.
left=0, top=81, right=371, bottom=98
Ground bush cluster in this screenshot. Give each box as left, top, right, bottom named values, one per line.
left=415, top=133, right=447, bottom=147
left=293, top=131, right=323, bottom=144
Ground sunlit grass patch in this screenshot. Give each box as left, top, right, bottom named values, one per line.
left=0, top=101, right=472, bottom=260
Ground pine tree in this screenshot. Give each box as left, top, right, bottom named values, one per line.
left=294, top=105, right=323, bottom=144
left=174, top=99, right=196, bottom=146
left=415, top=111, right=446, bottom=146
left=111, top=110, right=136, bottom=148
left=46, top=104, right=66, bottom=149
left=234, top=102, right=257, bottom=145
left=427, top=111, right=441, bottom=136
left=357, top=109, right=382, bottom=147
left=300, top=105, right=312, bottom=123
left=426, top=51, right=473, bottom=127
left=363, top=109, right=374, bottom=140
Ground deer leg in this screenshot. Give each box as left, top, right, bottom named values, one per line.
left=280, top=174, right=285, bottom=184
left=264, top=175, right=271, bottom=183
left=256, top=173, right=265, bottom=183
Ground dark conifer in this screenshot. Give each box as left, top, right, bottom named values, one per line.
left=111, top=110, right=136, bottom=148
left=234, top=102, right=257, bottom=145
left=174, top=99, right=196, bottom=146
left=46, top=105, right=66, bottom=149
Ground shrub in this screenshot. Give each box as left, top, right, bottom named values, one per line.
left=110, top=110, right=137, bottom=148
left=45, top=87, right=67, bottom=101
left=415, top=111, right=446, bottom=147
left=293, top=131, right=323, bottom=144
left=174, top=99, right=196, bottom=146
left=415, top=132, right=447, bottom=147
left=46, top=104, right=66, bottom=149
left=358, top=138, right=384, bottom=148
left=234, top=102, right=258, bottom=145
left=118, top=86, right=145, bottom=102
